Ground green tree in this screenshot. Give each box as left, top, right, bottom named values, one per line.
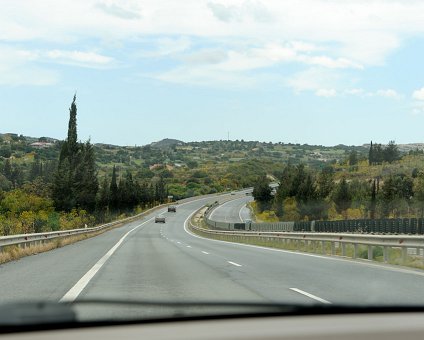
left=155, top=176, right=167, bottom=203
left=53, top=95, right=98, bottom=212
left=2, top=159, right=12, bottom=180
left=74, top=141, right=98, bottom=211
left=252, top=175, right=272, bottom=212
left=67, top=94, right=78, bottom=159
left=316, top=166, right=334, bottom=199
left=349, top=150, right=358, bottom=166
left=414, top=172, right=424, bottom=217
left=109, top=165, right=119, bottom=211
left=333, top=178, right=351, bottom=214
left=370, top=179, right=377, bottom=219
left=368, top=141, right=374, bottom=165
left=384, top=140, right=400, bottom=163
left=382, top=174, right=413, bottom=217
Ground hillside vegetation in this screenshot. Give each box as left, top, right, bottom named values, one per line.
left=252, top=144, right=424, bottom=222
left=2, top=98, right=424, bottom=235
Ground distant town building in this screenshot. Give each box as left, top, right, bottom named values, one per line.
left=30, top=142, right=54, bottom=149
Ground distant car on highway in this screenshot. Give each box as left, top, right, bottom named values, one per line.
left=154, top=216, right=166, bottom=223
left=168, top=205, right=177, bottom=212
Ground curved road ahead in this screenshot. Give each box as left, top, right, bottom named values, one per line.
left=209, top=195, right=253, bottom=223
left=1, top=192, right=424, bottom=319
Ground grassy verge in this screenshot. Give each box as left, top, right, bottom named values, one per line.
left=248, top=201, right=279, bottom=222
left=190, top=214, right=424, bottom=271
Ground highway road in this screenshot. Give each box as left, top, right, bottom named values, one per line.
left=209, top=195, right=253, bottom=222
left=2, top=192, right=424, bottom=320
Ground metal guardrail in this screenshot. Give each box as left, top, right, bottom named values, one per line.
left=205, top=217, right=295, bottom=232
left=0, top=203, right=169, bottom=251
left=191, top=219, right=424, bottom=264
left=196, top=200, right=424, bottom=264
left=204, top=200, right=424, bottom=235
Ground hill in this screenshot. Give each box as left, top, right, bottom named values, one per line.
left=150, top=138, right=184, bottom=149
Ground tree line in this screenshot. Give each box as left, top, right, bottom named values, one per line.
left=368, top=140, right=400, bottom=165
left=51, top=95, right=169, bottom=218
left=253, top=162, right=424, bottom=222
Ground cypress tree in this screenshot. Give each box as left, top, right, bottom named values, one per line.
left=53, top=95, right=98, bottom=212
left=98, top=176, right=110, bottom=212
left=74, top=141, right=98, bottom=211
left=67, top=94, right=78, bottom=159
left=109, top=165, right=119, bottom=211
left=368, top=141, right=374, bottom=165
left=370, top=179, right=377, bottom=219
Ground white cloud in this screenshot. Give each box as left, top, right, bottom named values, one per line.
left=286, top=67, right=341, bottom=93
left=315, top=89, right=336, bottom=97
left=2, top=0, right=424, bottom=87
left=375, top=89, right=401, bottom=99
left=344, top=88, right=365, bottom=96
left=45, top=50, right=114, bottom=67
left=342, top=88, right=401, bottom=99
left=412, top=88, right=424, bottom=101
left=207, top=0, right=273, bottom=23
left=153, top=65, right=256, bottom=88
left=140, top=37, right=192, bottom=58
left=298, top=55, right=362, bottom=69
left=95, top=2, right=141, bottom=20
left=1, top=0, right=423, bottom=64
left=0, top=46, right=58, bottom=86
left=182, top=49, right=227, bottom=65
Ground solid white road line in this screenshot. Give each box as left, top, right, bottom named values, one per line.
left=60, top=218, right=154, bottom=302
left=201, top=251, right=210, bottom=255
left=227, top=261, right=242, bottom=267
left=289, top=288, right=331, bottom=304
left=238, top=204, right=245, bottom=222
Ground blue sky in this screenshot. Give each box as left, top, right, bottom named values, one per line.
left=2, top=0, right=424, bottom=146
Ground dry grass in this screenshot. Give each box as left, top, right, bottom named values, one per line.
left=0, top=223, right=123, bottom=265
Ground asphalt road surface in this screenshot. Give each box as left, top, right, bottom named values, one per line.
left=1, top=192, right=424, bottom=320
left=209, top=195, right=253, bottom=222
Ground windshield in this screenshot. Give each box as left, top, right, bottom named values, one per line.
left=2, top=0, right=424, bottom=325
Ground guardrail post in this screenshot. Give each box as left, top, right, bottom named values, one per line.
left=402, top=247, right=408, bottom=264
left=341, top=243, right=346, bottom=256
left=331, top=242, right=335, bottom=255
left=353, top=243, right=358, bottom=259
left=383, top=246, right=389, bottom=263
left=368, top=245, right=373, bottom=260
